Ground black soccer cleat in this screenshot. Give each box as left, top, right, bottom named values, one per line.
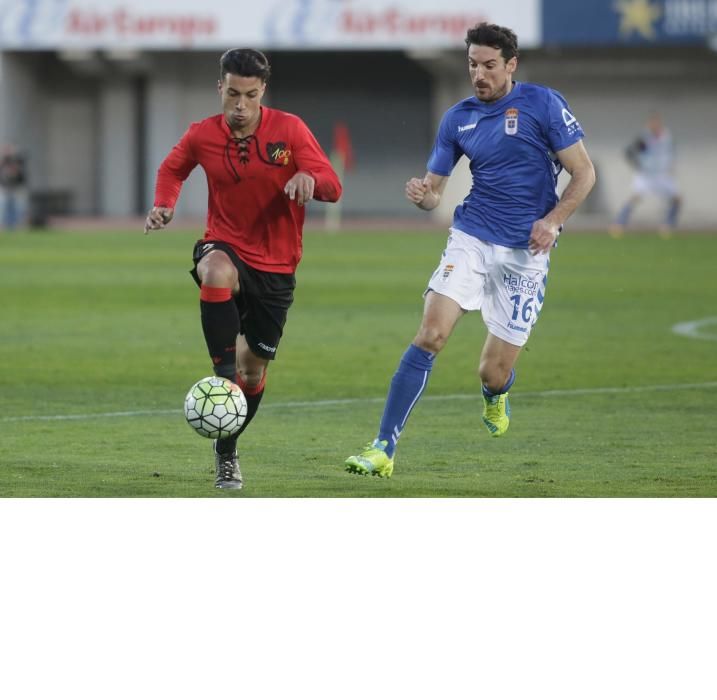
left=214, top=441, right=243, bottom=490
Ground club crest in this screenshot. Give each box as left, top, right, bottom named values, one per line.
left=505, top=108, right=519, bottom=135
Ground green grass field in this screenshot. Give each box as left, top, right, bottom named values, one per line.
left=1, top=227, right=715, bottom=497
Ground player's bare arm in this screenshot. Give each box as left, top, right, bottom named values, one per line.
left=284, top=171, right=315, bottom=207
left=143, top=206, right=174, bottom=234
left=529, top=140, right=595, bottom=254
left=405, top=172, right=449, bottom=211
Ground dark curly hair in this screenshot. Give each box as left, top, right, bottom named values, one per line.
left=219, top=48, right=271, bottom=82
left=465, top=23, right=519, bottom=62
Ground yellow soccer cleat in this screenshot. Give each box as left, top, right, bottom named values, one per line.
left=482, top=393, right=511, bottom=437
left=345, top=439, right=394, bottom=478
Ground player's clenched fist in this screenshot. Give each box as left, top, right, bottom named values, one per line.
left=405, top=177, right=428, bottom=204
left=144, top=206, right=174, bottom=234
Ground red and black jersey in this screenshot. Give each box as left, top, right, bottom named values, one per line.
left=153, top=107, right=342, bottom=273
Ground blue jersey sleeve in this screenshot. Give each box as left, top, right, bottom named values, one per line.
left=426, top=111, right=462, bottom=176
left=546, top=89, right=584, bottom=153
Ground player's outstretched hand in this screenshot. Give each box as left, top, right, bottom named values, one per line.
left=144, top=207, right=174, bottom=234
left=284, top=172, right=315, bottom=206
left=528, top=218, right=560, bottom=255
left=405, top=177, right=428, bottom=205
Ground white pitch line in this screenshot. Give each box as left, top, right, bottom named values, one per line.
left=0, top=409, right=181, bottom=423
left=672, top=317, right=717, bottom=341
left=2, top=381, right=716, bottom=424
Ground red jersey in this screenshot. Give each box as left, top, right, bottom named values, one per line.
left=153, top=107, right=342, bottom=273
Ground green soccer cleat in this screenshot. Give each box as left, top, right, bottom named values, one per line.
left=345, top=439, right=394, bottom=478
left=482, top=392, right=511, bottom=437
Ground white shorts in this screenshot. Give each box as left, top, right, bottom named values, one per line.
left=632, top=172, right=679, bottom=198
left=426, top=228, right=550, bottom=347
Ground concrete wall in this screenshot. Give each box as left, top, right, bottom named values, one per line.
left=143, top=52, right=218, bottom=219
left=0, top=53, right=47, bottom=192
left=1, top=47, right=716, bottom=228
left=269, top=51, right=433, bottom=219
left=99, top=78, right=138, bottom=216
left=1, top=53, right=102, bottom=215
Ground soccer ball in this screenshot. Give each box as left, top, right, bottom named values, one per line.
left=183, top=376, right=248, bottom=439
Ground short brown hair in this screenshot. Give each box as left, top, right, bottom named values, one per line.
left=465, top=23, right=519, bottom=62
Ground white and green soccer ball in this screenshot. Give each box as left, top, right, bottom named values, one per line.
left=184, top=376, right=248, bottom=439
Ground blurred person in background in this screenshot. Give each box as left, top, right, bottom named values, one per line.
left=144, top=48, right=342, bottom=490
left=0, top=144, right=27, bottom=230
left=609, top=112, right=681, bottom=238
left=345, top=22, right=595, bottom=478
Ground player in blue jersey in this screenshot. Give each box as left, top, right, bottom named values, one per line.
left=609, top=112, right=681, bottom=238
left=345, top=22, right=596, bottom=478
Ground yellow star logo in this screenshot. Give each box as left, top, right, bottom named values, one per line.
left=614, top=0, right=662, bottom=39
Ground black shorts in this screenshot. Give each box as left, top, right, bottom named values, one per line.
left=190, top=240, right=295, bottom=360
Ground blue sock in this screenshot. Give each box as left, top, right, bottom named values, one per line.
left=482, top=368, right=516, bottom=398
left=616, top=202, right=633, bottom=226
left=377, top=344, right=435, bottom=457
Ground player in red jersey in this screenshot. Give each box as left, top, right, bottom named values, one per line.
left=144, top=49, right=342, bottom=490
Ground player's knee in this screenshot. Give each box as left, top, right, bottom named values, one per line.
left=414, top=325, right=448, bottom=354
left=198, top=251, right=238, bottom=289
left=478, top=360, right=512, bottom=390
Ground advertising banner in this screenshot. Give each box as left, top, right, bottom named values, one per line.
left=543, top=0, right=717, bottom=45
left=0, top=0, right=541, bottom=50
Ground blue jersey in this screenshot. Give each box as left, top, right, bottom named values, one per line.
left=427, top=81, right=584, bottom=249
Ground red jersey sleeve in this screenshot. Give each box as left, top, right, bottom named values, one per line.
left=153, top=125, right=199, bottom=208
left=292, top=119, right=342, bottom=203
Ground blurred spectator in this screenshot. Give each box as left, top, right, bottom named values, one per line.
left=609, top=113, right=681, bottom=238
left=0, top=144, right=27, bottom=230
